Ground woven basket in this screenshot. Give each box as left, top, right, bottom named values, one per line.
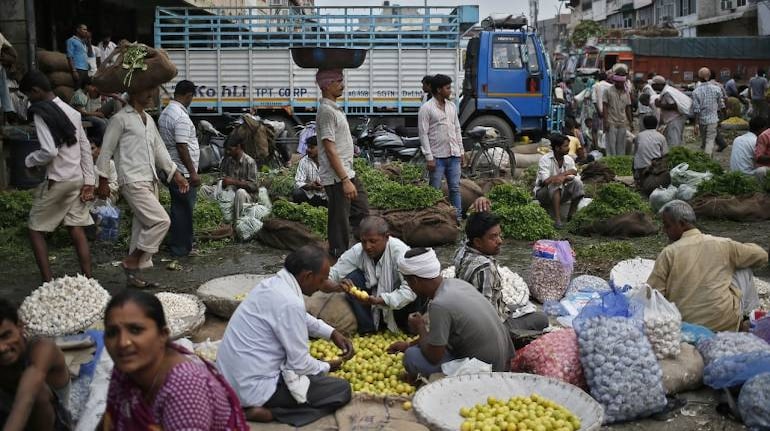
left=610, top=258, right=656, bottom=290
left=157, top=293, right=207, bottom=340
left=196, top=274, right=270, bottom=318
left=413, top=373, right=603, bottom=431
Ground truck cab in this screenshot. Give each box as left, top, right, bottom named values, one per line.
left=458, top=16, right=555, bottom=142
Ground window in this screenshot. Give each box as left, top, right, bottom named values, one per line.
left=721, top=0, right=733, bottom=10
left=678, top=0, right=695, bottom=16
left=527, top=36, right=541, bottom=74
left=491, top=38, right=523, bottom=69
left=582, top=1, right=591, bottom=11
left=622, top=12, right=633, bottom=28
left=736, top=0, right=746, bottom=6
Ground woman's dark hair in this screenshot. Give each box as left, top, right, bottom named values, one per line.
left=105, top=289, right=167, bottom=330
left=549, top=133, right=568, bottom=151
left=465, top=211, right=501, bottom=243
left=284, top=244, right=328, bottom=276
left=19, top=70, right=52, bottom=93
left=430, top=74, right=452, bottom=93
left=0, top=299, right=19, bottom=325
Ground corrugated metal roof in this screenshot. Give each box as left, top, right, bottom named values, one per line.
left=630, top=37, right=770, bottom=60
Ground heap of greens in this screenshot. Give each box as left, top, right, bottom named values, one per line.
left=667, top=146, right=723, bottom=175
left=271, top=199, right=328, bottom=238
left=354, top=159, right=443, bottom=210
left=568, top=183, right=650, bottom=234
left=696, top=171, right=761, bottom=197
left=599, top=156, right=633, bottom=177
left=488, top=184, right=557, bottom=241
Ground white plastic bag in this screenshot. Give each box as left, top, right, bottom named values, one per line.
left=441, top=358, right=492, bottom=376
left=649, top=185, right=678, bottom=211
left=634, top=285, right=682, bottom=359
left=670, top=162, right=714, bottom=186
left=675, top=183, right=697, bottom=201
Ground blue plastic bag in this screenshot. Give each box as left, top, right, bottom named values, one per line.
left=739, top=372, right=770, bottom=430
left=750, top=317, right=770, bottom=344
left=681, top=322, right=715, bottom=345
left=91, top=200, right=120, bottom=242
left=573, top=288, right=642, bottom=334
left=703, top=351, right=770, bottom=389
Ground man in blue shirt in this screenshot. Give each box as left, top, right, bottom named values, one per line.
left=66, top=24, right=89, bottom=89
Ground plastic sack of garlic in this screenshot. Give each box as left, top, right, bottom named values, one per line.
left=510, top=328, right=587, bottom=389
left=575, top=316, right=667, bottom=423
left=632, top=285, right=682, bottom=359
left=442, top=265, right=530, bottom=310
left=738, top=372, right=770, bottom=430
left=697, top=332, right=770, bottom=366
left=194, top=339, right=221, bottom=363
left=155, top=292, right=201, bottom=337
left=19, top=275, right=111, bottom=337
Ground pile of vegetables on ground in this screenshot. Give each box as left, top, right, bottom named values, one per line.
left=695, top=171, right=763, bottom=197
left=269, top=199, right=328, bottom=238
left=667, top=146, right=723, bottom=175
left=487, top=184, right=557, bottom=241
left=568, top=183, right=651, bottom=235
left=598, top=155, right=633, bottom=177
left=354, top=159, right=443, bottom=210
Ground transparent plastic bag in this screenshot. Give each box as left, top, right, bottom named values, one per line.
left=510, top=328, right=586, bottom=389
left=681, top=322, right=715, bottom=345
left=703, top=351, right=770, bottom=389
left=738, top=372, right=770, bottom=430
left=528, top=240, right=575, bottom=303
left=567, top=275, right=610, bottom=295
left=697, top=332, right=770, bottom=366
left=750, top=317, right=770, bottom=344
left=90, top=200, right=120, bottom=242
left=633, top=285, right=682, bottom=359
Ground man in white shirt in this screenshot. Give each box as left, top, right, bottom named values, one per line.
left=96, top=34, right=117, bottom=68
left=96, top=86, right=189, bottom=288
left=418, top=74, right=463, bottom=221
left=730, top=117, right=768, bottom=181
left=325, top=216, right=423, bottom=334
left=20, top=71, right=95, bottom=282
left=420, top=75, right=433, bottom=104
left=217, top=245, right=355, bottom=426
left=534, top=133, right=584, bottom=228
left=158, top=80, right=200, bottom=257
left=292, top=136, right=326, bottom=207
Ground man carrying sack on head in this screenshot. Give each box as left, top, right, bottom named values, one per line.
left=315, top=69, right=369, bottom=258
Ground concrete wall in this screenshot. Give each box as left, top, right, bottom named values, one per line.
left=0, top=0, right=32, bottom=74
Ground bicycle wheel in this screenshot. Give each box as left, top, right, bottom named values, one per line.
left=469, top=145, right=516, bottom=179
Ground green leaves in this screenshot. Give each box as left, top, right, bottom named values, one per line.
left=487, top=184, right=557, bottom=241
left=271, top=199, right=328, bottom=238
left=568, top=183, right=650, bottom=234
left=0, top=190, right=33, bottom=229
left=193, top=198, right=224, bottom=232
left=354, top=159, right=443, bottom=210
left=667, top=147, right=723, bottom=175
left=696, top=171, right=761, bottom=197
left=599, top=156, right=633, bottom=177
left=120, top=44, right=149, bottom=88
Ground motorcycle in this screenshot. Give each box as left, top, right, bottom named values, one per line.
left=356, top=118, right=424, bottom=165
left=197, top=120, right=226, bottom=173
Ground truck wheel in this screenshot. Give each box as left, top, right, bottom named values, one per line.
left=466, top=115, right=514, bottom=143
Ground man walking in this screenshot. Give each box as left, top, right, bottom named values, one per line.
left=418, top=74, right=463, bottom=221
left=749, top=69, right=769, bottom=120
left=20, top=71, right=95, bottom=282
left=692, top=67, right=726, bottom=157
left=316, top=69, right=369, bottom=258
left=652, top=75, right=689, bottom=147
left=96, top=87, right=189, bottom=288
left=159, top=80, right=200, bottom=257
left=602, top=73, right=634, bottom=156
left=66, top=24, right=90, bottom=89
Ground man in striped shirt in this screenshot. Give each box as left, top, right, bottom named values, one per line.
left=691, top=67, right=725, bottom=157
left=418, top=74, right=463, bottom=221
left=292, top=136, right=326, bottom=207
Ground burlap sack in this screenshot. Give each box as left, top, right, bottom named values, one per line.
left=638, top=156, right=671, bottom=196
left=441, top=179, right=484, bottom=212
left=305, top=292, right=357, bottom=336
left=53, top=86, right=74, bottom=104
left=582, top=211, right=658, bottom=237
left=515, top=153, right=542, bottom=169
left=691, top=193, right=770, bottom=222
left=48, top=71, right=75, bottom=88
left=226, top=115, right=276, bottom=162
left=475, top=177, right=508, bottom=194
left=335, top=394, right=428, bottom=431
left=383, top=201, right=459, bottom=247
left=256, top=218, right=324, bottom=251
left=37, top=49, right=71, bottom=73
left=92, top=44, right=177, bottom=94
left=660, top=343, right=704, bottom=394
left=581, top=161, right=615, bottom=184
left=513, top=142, right=548, bottom=155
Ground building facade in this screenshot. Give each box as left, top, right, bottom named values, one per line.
left=537, top=13, right=571, bottom=54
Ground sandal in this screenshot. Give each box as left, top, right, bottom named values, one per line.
left=122, top=265, right=160, bottom=289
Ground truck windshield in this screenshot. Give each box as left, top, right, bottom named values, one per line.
left=492, top=37, right=523, bottom=69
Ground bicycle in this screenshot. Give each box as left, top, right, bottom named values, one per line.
left=462, top=134, right=516, bottom=180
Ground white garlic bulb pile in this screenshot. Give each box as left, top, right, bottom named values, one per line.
left=738, top=372, right=770, bottom=430
left=19, top=275, right=110, bottom=337
left=156, top=292, right=202, bottom=338
left=576, top=316, right=667, bottom=423
left=567, top=275, right=610, bottom=295
left=703, top=350, right=770, bottom=389
left=697, top=332, right=770, bottom=366
left=194, top=339, right=221, bottom=363
left=440, top=266, right=455, bottom=279
left=498, top=266, right=530, bottom=308
left=644, top=316, right=682, bottom=359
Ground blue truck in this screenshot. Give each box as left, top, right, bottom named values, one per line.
left=154, top=5, right=558, bottom=140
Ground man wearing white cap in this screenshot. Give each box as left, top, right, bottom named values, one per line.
left=386, top=248, right=515, bottom=379
left=691, top=67, right=725, bottom=157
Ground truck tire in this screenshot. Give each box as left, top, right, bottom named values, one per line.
left=466, top=115, right=514, bottom=143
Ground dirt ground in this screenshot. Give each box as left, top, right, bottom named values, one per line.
left=1, top=125, right=767, bottom=430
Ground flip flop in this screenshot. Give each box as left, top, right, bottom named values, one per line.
left=122, top=265, right=160, bottom=289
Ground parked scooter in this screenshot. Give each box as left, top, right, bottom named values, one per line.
left=356, top=118, right=423, bottom=165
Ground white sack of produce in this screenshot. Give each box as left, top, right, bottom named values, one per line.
left=675, top=184, right=697, bottom=202
left=528, top=240, right=574, bottom=303
left=610, top=258, right=655, bottom=290
left=697, top=332, right=770, bottom=366
left=670, top=163, right=713, bottom=187
left=738, top=372, right=770, bottom=431
left=632, top=285, right=682, bottom=359
left=514, top=152, right=542, bottom=169
left=649, top=185, right=677, bottom=211
left=155, top=292, right=205, bottom=339
left=575, top=316, right=667, bottom=423
left=659, top=343, right=704, bottom=394
left=20, top=275, right=110, bottom=337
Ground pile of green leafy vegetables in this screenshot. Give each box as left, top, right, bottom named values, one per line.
left=354, top=159, right=443, bottom=210
left=568, top=183, right=651, bottom=234
left=599, top=155, right=633, bottom=177
left=695, top=171, right=761, bottom=197
left=667, top=146, right=723, bottom=175
left=270, top=199, right=328, bottom=238
left=487, top=184, right=557, bottom=241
